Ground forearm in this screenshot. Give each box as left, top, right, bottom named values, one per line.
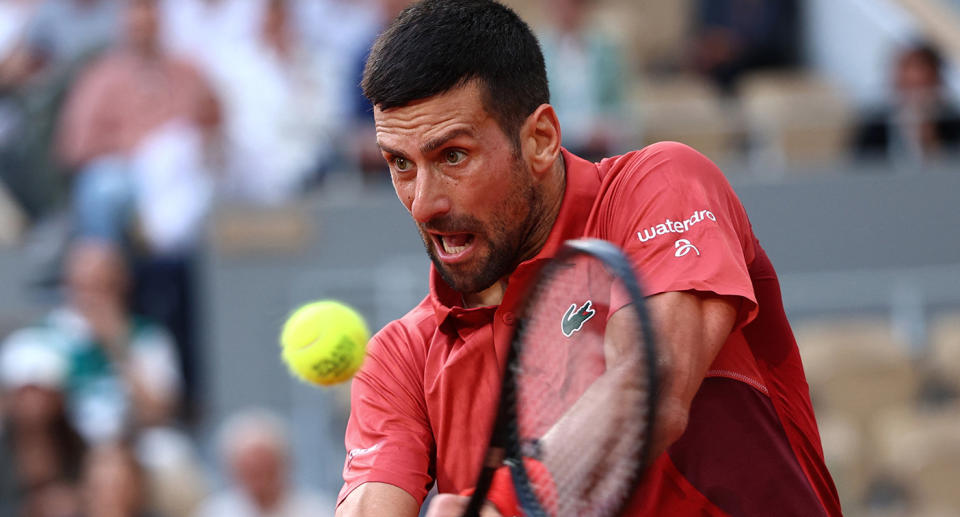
left=646, top=292, right=739, bottom=457
left=337, top=482, right=420, bottom=517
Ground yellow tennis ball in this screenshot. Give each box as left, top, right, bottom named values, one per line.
left=279, top=300, right=369, bottom=386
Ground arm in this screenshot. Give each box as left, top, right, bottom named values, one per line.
left=422, top=292, right=739, bottom=517
left=337, top=324, right=436, bottom=515
left=531, top=291, right=737, bottom=507
left=337, top=482, right=420, bottom=517
left=646, top=290, right=738, bottom=457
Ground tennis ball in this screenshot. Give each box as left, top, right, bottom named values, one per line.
left=279, top=300, right=369, bottom=386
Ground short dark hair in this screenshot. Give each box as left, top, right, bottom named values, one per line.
left=362, top=0, right=549, bottom=146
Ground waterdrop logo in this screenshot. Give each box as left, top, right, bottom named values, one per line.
left=674, top=239, right=700, bottom=257
left=637, top=209, right=717, bottom=244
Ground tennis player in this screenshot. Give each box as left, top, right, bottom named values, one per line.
left=336, top=1, right=841, bottom=516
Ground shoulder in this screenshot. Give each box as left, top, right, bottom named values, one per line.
left=363, top=296, right=436, bottom=375
left=598, top=142, right=731, bottom=196
left=590, top=142, right=754, bottom=247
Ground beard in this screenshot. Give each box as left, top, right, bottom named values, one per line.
left=419, top=160, right=543, bottom=295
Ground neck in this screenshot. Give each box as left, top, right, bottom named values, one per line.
left=463, top=279, right=508, bottom=308
left=129, top=42, right=161, bottom=60
left=514, top=153, right=567, bottom=266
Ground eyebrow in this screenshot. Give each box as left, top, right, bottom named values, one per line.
left=421, top=127, right=474, bottom=154
left=378, top=127, right=475, bottom=159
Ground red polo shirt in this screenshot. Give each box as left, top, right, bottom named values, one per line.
left=339, top=142, right=841, bottom=516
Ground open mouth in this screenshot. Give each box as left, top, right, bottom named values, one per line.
left=432, top=233, right=476, bottom=262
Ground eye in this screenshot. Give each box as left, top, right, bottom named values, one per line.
left=393, top=156, right=412, bottom=172
left=444, top=149, right=467, bottom=165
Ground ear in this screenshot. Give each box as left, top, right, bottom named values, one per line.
left=520, top=104, right=562, bottom=178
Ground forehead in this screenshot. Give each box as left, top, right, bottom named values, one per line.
left=374, top=83, right=495, bottom=149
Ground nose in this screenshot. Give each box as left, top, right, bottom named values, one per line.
left=408, top=169, right=451, bottom=224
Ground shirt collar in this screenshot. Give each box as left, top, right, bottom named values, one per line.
left=429, top=148, right=602, bottom=327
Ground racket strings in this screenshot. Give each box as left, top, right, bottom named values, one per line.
left=509, top=256, right=652, bottom=517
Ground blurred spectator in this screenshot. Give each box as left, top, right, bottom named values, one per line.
left=3, top=240, right=182, bottom=443
left=136, top=427, right=209, bottom=517
left=0, top=0, right=119, bottom=89
left=854, top=41, right=960, bottom=167
left=690, top=0, right=801, bottom=93
left=0, top=0, right=120, bottom=223
left=57, top=0, right=219, bottom=246
left=56, top=0, right=219, bottom=418
left=80, top=442, right=162, bottom=517
left=344, top=0, right=411, bottom=182
left=193, top=409, right=333, bottom=517
left=538, top=0, right=630, bottom=161
left=200, top=0, right=338, bottom=203
left=60, top=240, right=182, bottom=439
left=0, top=333, right=85, bottom=517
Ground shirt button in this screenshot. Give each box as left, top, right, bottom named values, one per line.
left=501, top=311, right=516, bottom=325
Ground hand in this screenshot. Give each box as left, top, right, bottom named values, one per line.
left=78, top=295, right=130, bottom=360
left=425, top=494, right=503, bottom=517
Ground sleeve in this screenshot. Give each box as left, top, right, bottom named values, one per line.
left=338, top=323, right=435, bottom=507
left=604, top=142, right=758, bottom=329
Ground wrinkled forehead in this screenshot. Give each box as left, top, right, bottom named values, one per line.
left=373, top=82, right=495, bottom=146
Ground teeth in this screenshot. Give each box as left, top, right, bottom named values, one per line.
left=441, top=237, right=468, bottom=255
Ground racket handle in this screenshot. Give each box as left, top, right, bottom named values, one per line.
left=461, top=445, right=504, bottom=517
left=461, top=468, right=495, bottom=517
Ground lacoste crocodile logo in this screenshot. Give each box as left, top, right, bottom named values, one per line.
left=561, top=300, right=596, bottom=337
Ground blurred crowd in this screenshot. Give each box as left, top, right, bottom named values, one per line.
left=0, top=0, right=957, bottom=516
left=0, top=1, right=402, bottom=515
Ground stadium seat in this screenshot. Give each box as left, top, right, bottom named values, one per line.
left=738, top=71, right=853, bottom=171
left=928, top=310, right=960, bottom=381
left=795, top=317, right=919, bottom=495
left=795, top=318, right=918, bottom=421
left=873, top=404, right=960, bottom=511
left=612, top=0, right=692, bottom=69
left=816, top=411, right=868, bottom=512
left=633, top=75, right=739, bottom=162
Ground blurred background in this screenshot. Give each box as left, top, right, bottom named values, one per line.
left=0, top=0, right=958, bottom=516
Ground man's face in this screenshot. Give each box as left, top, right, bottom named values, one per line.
left=375, top=82, right=542, bottom=294
left=895, top=52, right=938, bottom=103
left=65, top=244, right=128, bottom=316
left=231, top=441, right=286, bottom=510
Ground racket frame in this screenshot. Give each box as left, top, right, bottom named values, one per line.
left=462, top=238, right=659, bottom=517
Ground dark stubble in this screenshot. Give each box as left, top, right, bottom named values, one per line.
left=419, top=158, right=543, bottom=295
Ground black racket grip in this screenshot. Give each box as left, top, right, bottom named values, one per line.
left=462, top=392, right=512, bottom=517
left=461, top=446, right=505, bottom=517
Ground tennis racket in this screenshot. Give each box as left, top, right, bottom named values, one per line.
left=462, top=238, right=659, bottom=517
